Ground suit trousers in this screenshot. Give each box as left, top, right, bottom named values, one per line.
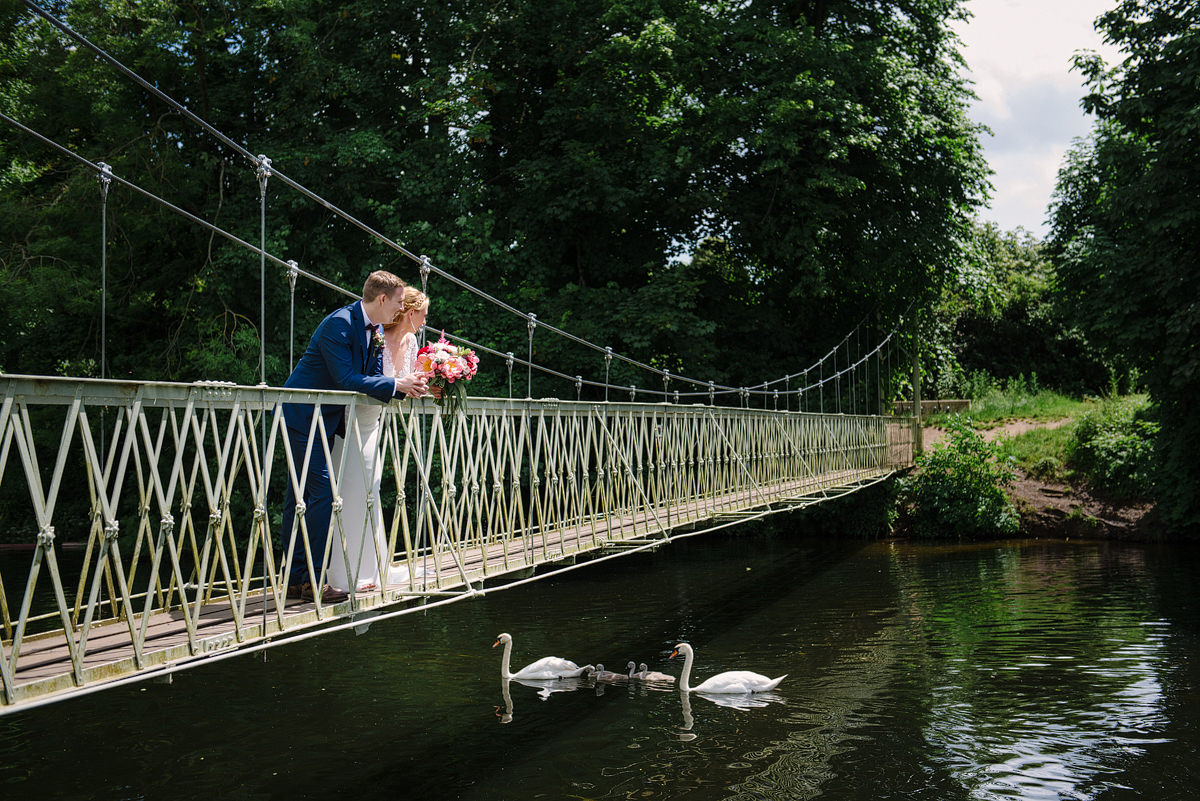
left=281, top=423, right=335, bottom=587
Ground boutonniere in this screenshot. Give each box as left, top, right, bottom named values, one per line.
left=371, top=330, right=386, bottom=350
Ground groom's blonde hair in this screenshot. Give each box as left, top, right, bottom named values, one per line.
left=362, top=270, right=406, bottom=302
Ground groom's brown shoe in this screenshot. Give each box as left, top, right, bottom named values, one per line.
left=303, top=582, right=349, bottom=604
left=286, top=581, right=349, bottom=604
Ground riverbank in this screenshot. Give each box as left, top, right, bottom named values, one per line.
left=922, top=419, right=1156, bottom=539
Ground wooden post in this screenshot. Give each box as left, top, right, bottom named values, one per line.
left=875, top=313, right=884, bottom=415
left=911, top=308, right=923, bottom=454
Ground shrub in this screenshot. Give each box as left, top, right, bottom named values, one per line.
left=1069, top=397, right=1157, bottom=502
left=1028, top=456, right=1062, bottom=481
left=899, top=415, right=1019, bottom=539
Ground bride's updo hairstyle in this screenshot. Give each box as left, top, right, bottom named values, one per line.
left=384, top=287, right=430, bottom=328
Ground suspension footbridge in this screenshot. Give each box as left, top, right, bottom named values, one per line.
left=0, top=376, right=913, bottom=713
left=2, top=1, right=921, bottom=714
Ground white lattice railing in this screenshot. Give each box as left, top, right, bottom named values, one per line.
left=0, top=374, right=913, bottom=710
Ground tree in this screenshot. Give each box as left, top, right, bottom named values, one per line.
left=926, top=222, right=1109, bottom=398
left=2, top=0, right=988, bottom=402
left=1047, top=0, right=1200, bottom=531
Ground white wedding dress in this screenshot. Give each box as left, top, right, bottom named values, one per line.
left=327, top=335, right=421, bottom=592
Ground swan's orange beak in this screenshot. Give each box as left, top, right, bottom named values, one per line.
left=492, top=639, right=501, bottom=648
left=669, top=648, right=679, bottom=659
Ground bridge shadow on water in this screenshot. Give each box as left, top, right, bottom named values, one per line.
left=2, top=526, right=884, bottom=799
left=7, top=531, right=1197, bottom=801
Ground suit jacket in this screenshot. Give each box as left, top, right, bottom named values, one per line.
left=282, top=301, right=395, bottom=438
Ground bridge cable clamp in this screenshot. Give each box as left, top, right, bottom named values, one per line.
left=97, top=161, right=113, bottom=200
left=255, top=154, right=273, bottom=196
left=419, top=255, right=432, bottom=291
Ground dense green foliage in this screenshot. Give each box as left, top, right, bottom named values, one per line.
left=1047, top=0, right=1199, bottom=532
left=0, top=0, right=987, bottom=398
left=920, top=223, right=1112, bottom=400
left=1068, top=396, right=1157, bottom=504
left=899, top=415, right=1019, bottom=539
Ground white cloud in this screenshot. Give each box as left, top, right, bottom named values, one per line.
left=951, top=0, right=1123, bottom=236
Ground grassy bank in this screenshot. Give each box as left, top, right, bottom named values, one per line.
left=926, top=384, right=1090, bottom=428
left=906, top=390, right=1157, bottom=539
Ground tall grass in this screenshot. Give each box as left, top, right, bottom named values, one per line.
left=995, top=424, right=1076, bottom=480
left=927, top=374, right=1088, bottom=425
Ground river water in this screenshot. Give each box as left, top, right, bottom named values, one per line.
left=2, top=529, right=1197, bottom=800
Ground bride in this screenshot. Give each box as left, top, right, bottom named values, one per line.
left=328, top=287, right=430, bottom=592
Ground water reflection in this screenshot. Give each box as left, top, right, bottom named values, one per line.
left=891, top=541, right=1177, bottom=801
left=2, top=536, right=1196, bottom=801
left=694, top=690, right=786, bottom=710
left=678, top=690, right=695, bottom=738
left=495, top=674, right=600, bottom=722
left=496, top=679, right=513, bottom=723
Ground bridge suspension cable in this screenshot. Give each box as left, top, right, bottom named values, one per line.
left=14, top=0, right=916, bottom=412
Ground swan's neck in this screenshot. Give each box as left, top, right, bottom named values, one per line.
left=500, top=639, right=513, bottom=679
left=680, top=649, right=694, bottom=692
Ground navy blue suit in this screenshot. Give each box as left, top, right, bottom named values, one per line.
left=281, top=301, right=397, bottom=587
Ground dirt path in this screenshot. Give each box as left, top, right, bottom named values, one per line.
left=921, top=417, right=1070, bottom=449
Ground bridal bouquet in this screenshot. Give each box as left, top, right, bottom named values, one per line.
left=416, top=332, right=480, bottom=417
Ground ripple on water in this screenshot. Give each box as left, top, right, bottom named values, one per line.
left=1, top=536, right=1196, bottom=801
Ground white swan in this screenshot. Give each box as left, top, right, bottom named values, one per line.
left=669, top=642, right=785, bottom=693
left=626, top=661, right=639, bottom=678
left=637, top=662, right=676, bottom=684
left=493, top=633, right=593, bottom=679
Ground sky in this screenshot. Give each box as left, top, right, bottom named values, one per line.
left=950, top=0, right=1123, bottom=237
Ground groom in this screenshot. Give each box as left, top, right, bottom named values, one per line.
left=280, top=270, right=427, bottom=603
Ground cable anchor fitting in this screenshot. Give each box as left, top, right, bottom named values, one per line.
left=97, top=161, right=113, bottom=201
left=255, top=154, right=273, bottom=198
left=419, top=255, right=432, bottom=292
